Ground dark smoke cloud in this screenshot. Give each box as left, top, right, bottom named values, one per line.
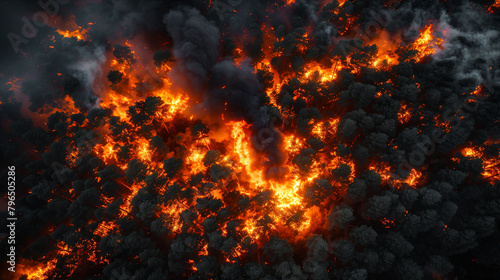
left=359, top=0, right=500, bottom=89
left=0, top=0, right=212, bottom=113
left=74, top=0, right=210, bottom=39
left=22, top=40, right=106, bottom=111
left=1, top=1, right=500, bottom=279
left=164, top=6, right=220, bottom=93
left=295, top=0, right=337, bottom=49
left=208, top=61, right=267, bottom=127
left=208, top=60, right=286, bottom=167
left=164, top=6, right=286, bottom=168
left=82, top=0, right=165, bottom=38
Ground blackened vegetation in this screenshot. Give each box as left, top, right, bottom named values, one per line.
left=1, top=0, right=500, bottom=280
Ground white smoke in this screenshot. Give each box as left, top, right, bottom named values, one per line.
left=69, top=45, right=107, bottom=108
left=434, top=6, right=500, bottom=89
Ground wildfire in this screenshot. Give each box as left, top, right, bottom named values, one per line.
left=229, top=121, right=330, bottom=238
left=19, top=259, right=57, bottom=280
left=461, top=146, right=500, bottom=182
left=410, top=24, right=444, bottom=62
left=5, top=2, right=491, bottom=279
left=186, top=144, right=210, bottom=175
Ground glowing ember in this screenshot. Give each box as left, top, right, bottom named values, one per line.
left=461, top=145, right=500, bottom=182
left=410, top=24, right=444, bottom=62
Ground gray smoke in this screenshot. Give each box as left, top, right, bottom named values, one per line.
left=433, top=6, right=500, bottom=89
left=164, top=6, right=220, bottom=93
